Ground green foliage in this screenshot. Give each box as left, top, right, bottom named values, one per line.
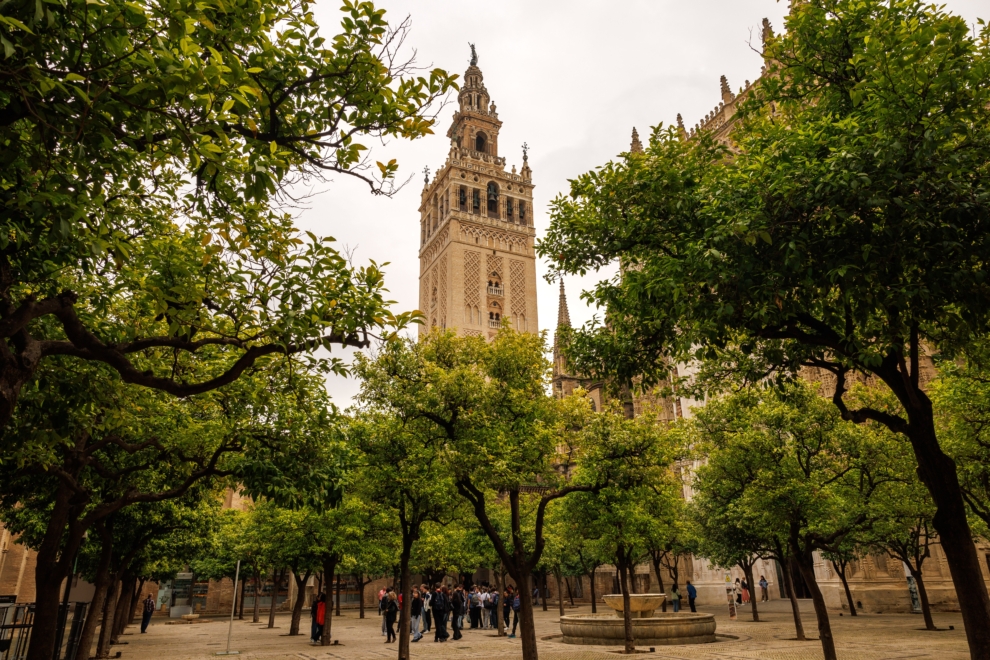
left=691, top=382, right=901, bottom=557
left=932, top=340, right=990, bottom=537
left=541, top=1, right=990, bottom=395
left=0, top=0, right=457, bottom=428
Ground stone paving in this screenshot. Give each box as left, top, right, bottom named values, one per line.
left=120, top=600, right=972, bottom=660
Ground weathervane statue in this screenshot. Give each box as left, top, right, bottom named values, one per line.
left=469, top=43, right=478, bottom=66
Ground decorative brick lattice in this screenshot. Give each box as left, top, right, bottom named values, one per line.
left=464, top=251, right=481, bottom=307
left=509, top=259, right=526, bottom=318
left=462, top=329, right=483, bottom=338
left=438, top=256, right=447, bottom=328
left=487, top=254, right=503, bottom=280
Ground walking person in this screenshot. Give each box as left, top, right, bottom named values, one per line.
left=759, top=575, right=769, bottom=602
left=451, top=586, right=465, bottom=640
left=411, top=588, right=423, bottom=642
left=741, top=578, right=750, bottom=606
left=670, top=584, right=681, bottom=612
left=384, top=592, right=399, bottom=643
left=140, top=594, right=156, bottom=633
left=734, top=578, right=742, bottom=605
left=508, top=589, right=521, bottom=638
left=686, top=580, right=697, bottom=613
left=421, top=584, right=432, bottom=633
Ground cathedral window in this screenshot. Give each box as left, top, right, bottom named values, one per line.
left=506, top=198, right=514, bottom=218
left=487, top=182, right=499, bottom=217
left=475, top=132, right=487, bottom=153
left=472, top=189, right=481, bottom=212
left=459, top=186, right=467, bottom=211
left=519, top=201, right=527, bottom=224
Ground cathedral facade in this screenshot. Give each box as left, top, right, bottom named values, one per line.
left=418, top=53, right=538, bottom=339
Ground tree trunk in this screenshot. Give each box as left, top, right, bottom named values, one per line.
left=75, top=535, right=113, bottom=660
left=128, top=578, right=146, bottom=626
left=514, top=572, right=539, bottom=660
left=111, top=574, right=135, bottom=642
left=493, top=569, right=505, bottom=636
left=398, top=537, right=414, bottom=660
left=741, top=561, right=759, bottom=622
left=589, top=567, right=597, bottom=614
left=541, top=571, right=548, bottom=612
left=566, top=575, right=575, bottom=606
left=335, top=573, right=341, bottom=617
left=238, top=576, right=246, bottom=620
left=794, top=549, right=835, bottom=660
left=358, top=576, right=367, bottom=619
left=96, top=579, right=121, bottom=659
left=911, top=568, right=937, bottom=631
left=289, top=570, right=311, bottom=635
left=25, top=486, right=85, bottom=660
left=555, top=573, right=565, bottom=616
left=617, top=547, right=635, bottom=654
left=831, top=560, right=857, bottom=616
left=320, top=558, right=338, bottom=646
left=267, top=568, right=282, bottom=629
left=900, top=397, right=990, bottom=659
left=251, top=573, right=262, bottom=623
left=781, top=557, right=806, bottom=641
left=651, top=555, right=667, bottom=612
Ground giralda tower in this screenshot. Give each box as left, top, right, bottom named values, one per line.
left=418, top=47, right=538, bottom=339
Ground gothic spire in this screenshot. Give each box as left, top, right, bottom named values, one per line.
left=557, top=280, right=571, bottom=328
left=630, top=127, right=643, bottom=153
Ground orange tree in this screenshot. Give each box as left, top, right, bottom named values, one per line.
left=540, top=2, right=990, bottom=655
left=0, top=0, right=456, bottom=431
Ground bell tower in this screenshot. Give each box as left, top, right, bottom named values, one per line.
left=418, top=46, right=538, bottom=339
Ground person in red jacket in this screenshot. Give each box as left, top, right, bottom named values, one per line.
left=311, top=594, right=326, bottom=644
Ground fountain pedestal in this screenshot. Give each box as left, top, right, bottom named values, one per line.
left=559, top=593, right=716, bottom=646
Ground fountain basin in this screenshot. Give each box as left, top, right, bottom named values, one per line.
left=602, top=594, right=666, bottom=618
left=559, top=611, right=717, bottom=646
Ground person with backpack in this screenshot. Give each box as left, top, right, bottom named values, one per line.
left=670, top=584, right=681, bottom=612
left=469, top=586, right=482, bottom=629
left=508, top=589, right=521, bottom=638
left=488, top=588, right=499, bottom=629
left=432, top=585, right=449, bottom=642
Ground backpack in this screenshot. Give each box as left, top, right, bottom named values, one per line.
left=512, top=594, right=521, bottom=611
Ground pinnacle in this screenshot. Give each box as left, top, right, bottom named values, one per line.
left=557, top=280, right=572, bottom=328
left=630, top=127, right=643, bottom=153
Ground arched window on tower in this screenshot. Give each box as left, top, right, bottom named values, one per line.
left=487, top=182, right=499, bottom=217
left=475, top=132, right=487, bottom=153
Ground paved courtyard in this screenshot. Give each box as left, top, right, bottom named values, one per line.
left=122, top=600, right=971, bottom=660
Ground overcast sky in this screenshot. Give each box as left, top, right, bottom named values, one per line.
left=295, top=0, right=986, bottom=404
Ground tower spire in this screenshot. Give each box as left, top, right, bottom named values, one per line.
left=630, top=127, right=643, bottom=153
left=557, top=279, right=571, bottom=328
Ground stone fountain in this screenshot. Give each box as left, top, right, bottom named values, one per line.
left=559, top=594, right=716, bottom=646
